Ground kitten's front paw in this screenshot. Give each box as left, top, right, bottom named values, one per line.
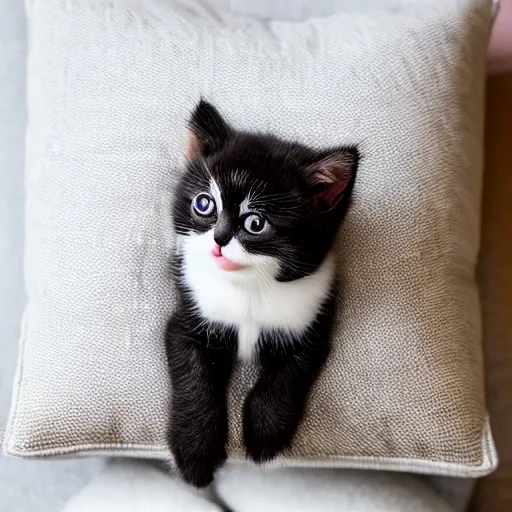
left=170, top=425, right=227, bottom=487
left=243, top=388, right=300, bottom=463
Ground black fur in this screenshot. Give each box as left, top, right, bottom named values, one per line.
left=242, top=294, right=335, bottom=462
left=165, top=100, right=358, bottom=487
left=166, top=282, right=236, bottom=488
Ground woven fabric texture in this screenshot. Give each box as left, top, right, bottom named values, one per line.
left=4, top=0, right=497, bottom=477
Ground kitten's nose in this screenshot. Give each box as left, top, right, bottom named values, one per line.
left=214, top=210, right=235, bottom=247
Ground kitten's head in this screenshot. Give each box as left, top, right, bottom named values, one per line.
left=173, top=100, right=358, bottom=282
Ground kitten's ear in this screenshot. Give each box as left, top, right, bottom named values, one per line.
left=303, top=147, right=359, bottom=210
left=187, top=100, right=232, bottom=158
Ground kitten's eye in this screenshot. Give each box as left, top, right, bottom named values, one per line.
left=192, top=193, right=215, bottom=216
left=243, top=214, right=268, bottom=235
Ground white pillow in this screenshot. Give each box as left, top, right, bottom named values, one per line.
left=4, top=0, right=497, bottom=477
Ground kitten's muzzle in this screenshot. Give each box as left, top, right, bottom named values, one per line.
left=210, top=243, right=241, bottom=272
left=213, top=210, right=236, bottom=247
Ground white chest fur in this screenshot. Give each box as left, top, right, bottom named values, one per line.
left=180, top=231, right=335, bottom=362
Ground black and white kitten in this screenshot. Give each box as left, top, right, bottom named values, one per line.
left=165, top=100, right=358, bottom=487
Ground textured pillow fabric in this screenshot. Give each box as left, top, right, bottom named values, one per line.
left=4, top=0, right=497, bottom=477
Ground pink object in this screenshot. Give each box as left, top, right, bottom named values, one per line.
left=211, top=244, right=241, bottom=271
left=212, top=243, right=222, bottom=257
left=214, top=257, right=242, bottom=271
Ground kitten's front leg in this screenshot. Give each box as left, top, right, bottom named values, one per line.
left=165, top=316, right=235, bottom=487
left=243, top=336, right=329, bottom=463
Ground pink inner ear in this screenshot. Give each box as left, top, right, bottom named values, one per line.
left=311, top=158, right=352, bottom=208
left=186, top=131, right=199, bottom=159
left=316, top=178, right=348, bottom=207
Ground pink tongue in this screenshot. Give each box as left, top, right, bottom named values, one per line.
left=215, top=256, right=241, bottom=271
left=212, top=243, right=222, bottom=257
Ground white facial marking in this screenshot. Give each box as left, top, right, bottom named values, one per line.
left=180, top=230, right=335, bottom=362
left=209, top=179, right=223, bottom=214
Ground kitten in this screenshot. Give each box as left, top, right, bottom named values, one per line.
left=165, top=100, right=358, bottom=487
